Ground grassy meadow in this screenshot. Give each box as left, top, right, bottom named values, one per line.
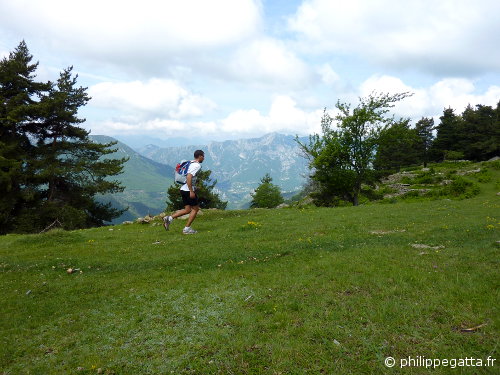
left=1, top=165, right=499, bottom=374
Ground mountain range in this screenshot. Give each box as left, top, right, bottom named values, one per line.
left=91, top=133, right=310, bottom=222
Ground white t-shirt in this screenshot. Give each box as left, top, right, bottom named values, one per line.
left=180, top=161, right=201, bottom=192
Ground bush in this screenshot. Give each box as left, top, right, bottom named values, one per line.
left=360, top=186, right=385, bottom=201
left=444, top=150, right=465, bottom=161
left=487, top=160, right=500, bottom=170
left=402, top=190, right=421, bottom=198
left=250, top=174, right=284, bottom=208
left=413, top=173, right=435, bottom=184
left=472, top=169, right=493, bottom=183
left=428, top=176, right=480, bottom=199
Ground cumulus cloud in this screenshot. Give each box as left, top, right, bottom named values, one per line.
left=358, top=74, right=500, bottom=120
left=317, top=64, right=340, bottom=86
left=88, top=79, right=216, bottom=119
left=228, top=38, right=313, bottom=88
left=289, top=0, right=500, bottom=75
left=220, top=95, right=323, bottom=136
left=94, top=118, right=216, bottom=136
left=88, top=95, right=324, bottom=140
left=0, top=0, right=262, bottom=70
left=86, top=74, right=499, bottom=142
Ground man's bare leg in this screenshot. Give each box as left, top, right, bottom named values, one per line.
left=185, top=205, right=199, bottom=228
left=172, top=205, right=192, bottom=219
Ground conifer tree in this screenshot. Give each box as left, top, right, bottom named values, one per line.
left=432, top=108, right=464, bottom=161
left=250, top=174, right=284, bottom=208
left=461, top=104, right=499, bottom=161
left=1, top=42, right=128, bottom=232
left=0, top=41, right=50, bottom=232
left=414, top=117, right=435, bottom=167
left=23, top=67, right=128, bottom=230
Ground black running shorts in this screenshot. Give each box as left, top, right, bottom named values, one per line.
left=181, top=190, right=199, bottom=207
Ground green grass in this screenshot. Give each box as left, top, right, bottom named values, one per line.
left=1, top=178, right=499, bottom=374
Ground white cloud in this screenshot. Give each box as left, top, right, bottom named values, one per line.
left=358, top=74, right=500, bottom=120
left=317, top=64, right=340, bottom=85
left=88, top=79, right=216, bottom=119
left=91, top=118, right=219, bottom=139
left=87, top=76, right=499, bottom=142
left=0, top=0, right=262, bottom=67
left=228, top=38, right=313, bottom=88
left=221, top=95, right=323, bottom=136
left=88, top=95, right=323, bottom=140
left=289, top=0, right=500, bottom=75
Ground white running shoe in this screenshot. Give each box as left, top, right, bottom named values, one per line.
left=163, top=216, right=173, bottom=231
left=182, top=227, right=198, bottom=235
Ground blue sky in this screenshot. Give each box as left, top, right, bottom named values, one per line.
left=1, top=0, right=499, bottom=147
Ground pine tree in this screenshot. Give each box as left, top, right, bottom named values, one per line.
left=250, top=174, right=284, bottom=208
left=461, top=104, right=499, bottom=161
left=432, top=108, right=465, bottom=161
left=0, top=41, right=50, bottom=233
left=414, top=117, right=435, bottom=167
left=21, top=67, right=128, bottom=231
left=1, top=42, right=128, bottom=232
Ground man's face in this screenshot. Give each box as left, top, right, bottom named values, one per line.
left=199, top=154, right=205, bottom=163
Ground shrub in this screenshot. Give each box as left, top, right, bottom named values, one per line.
left=402, top=190, right=421, bottom=199
left=442, top=177, right=480, bottom=198
left=444, top=150, right=465, bottom=161
left=360, top=186, right=385, bottom=201
left=413, top=173, right=435, bottom=184
left=473, top=169, right=493, bottom=183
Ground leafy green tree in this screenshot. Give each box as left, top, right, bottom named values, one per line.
left=374, top=119, right=420, bottom=172
left=166, top=169, right=227, bottom=211
left=298, top=92, right=412, bottom=206
left=250, top=174, right=284, bottom=208
left=414, top=117, right=435, bottom=167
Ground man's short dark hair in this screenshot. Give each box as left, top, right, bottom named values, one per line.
left=194, top=150, right=204, bottom=158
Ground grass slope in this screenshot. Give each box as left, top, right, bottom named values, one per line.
left=1, top=174, right=499, bottom=374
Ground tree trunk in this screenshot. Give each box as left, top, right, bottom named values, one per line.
left=353, top=193, right=359, bottom=206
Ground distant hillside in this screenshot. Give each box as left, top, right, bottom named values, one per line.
left=138, top=133, right=310, bottom=208
left=91, top=135, right=174, bottom=223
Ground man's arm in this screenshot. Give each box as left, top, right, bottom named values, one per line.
left=187, top=174, right=195, bottom=197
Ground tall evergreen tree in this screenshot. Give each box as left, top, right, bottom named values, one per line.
left=20, top=67, right=128, bottom=231
left=432, top=108, right=465, bottom=161
left=1, top=42, right=128, bottom=233
left=414, top=117, right=435, bottom=167
left=461, top=104, right=499, bottom=161
left=0, top=41, right=49, bottom=232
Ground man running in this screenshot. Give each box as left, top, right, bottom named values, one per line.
left=163, top=150, right=205, bottom=234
